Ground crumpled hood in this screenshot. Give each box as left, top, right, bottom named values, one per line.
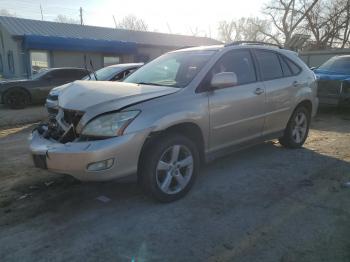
left=49, top=82, right=73, bottom=96
left=314, top=69, right=350, bottom=81
left=59, top=80, right=179, bottom=112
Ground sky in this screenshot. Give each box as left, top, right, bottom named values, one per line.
left=0, top=0, right=267, bottom=38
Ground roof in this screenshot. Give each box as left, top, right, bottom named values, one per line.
left=0, top=16, right=221, bottom=48
left=171, top=45, right=224, bottom=52
left=108, top=63, right=144, bottom=68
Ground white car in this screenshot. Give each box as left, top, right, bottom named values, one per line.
left=46, top=63, right=143, bottom=117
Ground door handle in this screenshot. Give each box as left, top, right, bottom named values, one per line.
left=254, top=87, right=264, bottom=95
left=292, top=81, right=299, bottom=87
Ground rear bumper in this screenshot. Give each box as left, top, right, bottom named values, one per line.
left=29, top=129, right=149, bottom=181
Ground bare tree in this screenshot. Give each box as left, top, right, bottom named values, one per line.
left=218, top=17, right=271, bottom=43
left=261, top=0, right=320, bottom=46
left=303, top=0, right=350, bottom=49
left=218, top=20, right=236, bottom=43
left=189, top=26, right=200, bottom=36
left=117, top=15, right=148, bottom=31
left=55, top=15, right=79, bottom=24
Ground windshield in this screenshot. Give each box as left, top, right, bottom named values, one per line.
left=319, top=56, right=350, bottom=74
left=31, top=68, right=50, bottom=80
left=124, top=50, right=215, bottom=88
left=82, top=66, right=122, bottom=81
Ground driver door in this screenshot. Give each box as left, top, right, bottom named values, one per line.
left=207, top=49, right=266, bottom=152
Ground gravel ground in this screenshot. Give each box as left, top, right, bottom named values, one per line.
left=0, top=108, right=349, bottom=262
left=0, top=105, right=47, bottom=128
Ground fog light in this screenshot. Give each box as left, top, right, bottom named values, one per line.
left=87, top=158, right=114, bottom=171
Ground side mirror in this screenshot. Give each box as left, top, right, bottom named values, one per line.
left=211, top=72, right=238, bottom=89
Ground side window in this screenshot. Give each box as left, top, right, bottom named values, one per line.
left=65, top=70, right=88, bottom=79
left=284, top=57, right=301, bottom=75
left=279, top=55, right=293, bottom=77
left=211, top=50, right=256, bottom=86
left=113, top=71, right=126, bottom=81
left=50, top=70, right=68, bottom=79
left=255, top=50, right=283, bottom=81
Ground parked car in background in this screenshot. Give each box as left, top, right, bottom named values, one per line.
left=30, top=42, right=318, bottom=202
left=0, top=68, right=89, bottom=109
left=46, top=63, right=143, bottom=116
left=313, top=55, right=350, bottom=106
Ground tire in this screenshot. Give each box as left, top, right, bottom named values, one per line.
left=139, top=134, right=200, bottom=202
left=3, top=88, right=31, bottom=109
left=279, top=105, right=311, bottom=148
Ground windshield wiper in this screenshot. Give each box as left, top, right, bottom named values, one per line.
left=137, top=82, right=179, bottom=88
left=137, top=82, right=163, bottom=86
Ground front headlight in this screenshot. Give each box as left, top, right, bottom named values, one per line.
left=81, top=110, right=140, bottom=137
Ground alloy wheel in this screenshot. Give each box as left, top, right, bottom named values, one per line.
left=155, top=144, right=194, bottom=195
left=292, top=111, right=308, bottom=143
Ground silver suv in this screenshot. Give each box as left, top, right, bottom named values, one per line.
left=30, top=42, right=318, bottom=202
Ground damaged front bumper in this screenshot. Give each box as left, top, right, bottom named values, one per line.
left=29, top=127, right=148, bottom=181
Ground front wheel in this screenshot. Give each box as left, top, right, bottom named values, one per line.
left=139, top=134, right=200, bottom=202
left=279, top=106, right=311, bottom=148
left=3, top=88, right=31, bottom=109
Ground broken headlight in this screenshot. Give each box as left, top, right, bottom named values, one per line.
left=81, top=110, right=140, bottom=137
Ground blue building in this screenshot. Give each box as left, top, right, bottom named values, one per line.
left=0, top=16, right=220, bottom=79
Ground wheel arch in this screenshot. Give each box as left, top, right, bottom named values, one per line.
left=2, top=86, right=32, bottom=104
left=294, top=99, right=312, bottom=116
left=138, top=122, right=206, bottom=171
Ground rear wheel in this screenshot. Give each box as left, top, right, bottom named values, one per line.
left=3, top=88, right=31, bottom=109
left=279, top=105, right=310, bottom=148
left=139, top=134, right=199, bottom=202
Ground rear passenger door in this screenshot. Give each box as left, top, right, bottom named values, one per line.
left=253, top=49, right=301, bottom=136
left=207, top=49, right=266, bottom=151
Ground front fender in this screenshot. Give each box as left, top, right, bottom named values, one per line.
left=125, top=91, right=210, bottom=149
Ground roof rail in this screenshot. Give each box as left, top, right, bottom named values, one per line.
left=224, top=41, right=283, bottom=49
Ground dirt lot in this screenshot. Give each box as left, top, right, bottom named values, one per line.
left=0, top=105, right=47, bottom=128
left=0, top=108, right=350, bottom=262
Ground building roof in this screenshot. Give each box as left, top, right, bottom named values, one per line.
left=0, top=16, right=221, bottom=48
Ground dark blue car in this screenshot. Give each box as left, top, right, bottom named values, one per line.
left=313, top=55, right=350, bottom=106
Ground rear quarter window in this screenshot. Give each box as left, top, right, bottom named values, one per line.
left=255, top=50, right=283, bottom=81
left=283, top=56, right=302, bottom=75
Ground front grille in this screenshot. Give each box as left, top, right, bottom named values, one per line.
left=317, top=80, right=342, bottom=96
left=63, top=109, right=84, bottom=127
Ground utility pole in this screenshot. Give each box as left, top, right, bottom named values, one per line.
left=40, top=4, right=43, bottom=21
left=113, top=15, right=117, bottom=28
left=79, top=7, right=83, bottom=25
left=166, top=22, right=172, bottom=34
